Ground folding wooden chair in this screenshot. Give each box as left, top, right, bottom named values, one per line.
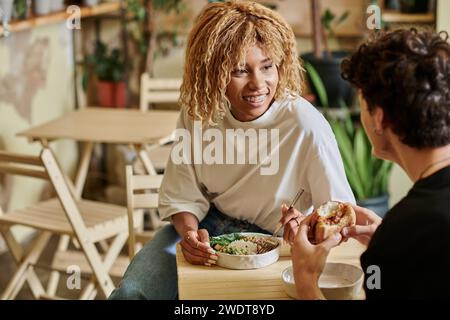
left=0, top=148, right=133, bottom=299
left=139, top=74, right=181, bottom=173
left=125, top=165, right=167, bottom=259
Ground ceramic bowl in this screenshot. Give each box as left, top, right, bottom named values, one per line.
left=282, top=262, right=364, bottom=300
left=215, top=233, right=281, bottom=270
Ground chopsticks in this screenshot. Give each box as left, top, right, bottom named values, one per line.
left=272, top=188, right=305, bottom=236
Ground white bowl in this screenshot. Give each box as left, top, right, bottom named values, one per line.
left=282, top=263, right=364, bottom=300
left=215, top=233, right=281, bottom=270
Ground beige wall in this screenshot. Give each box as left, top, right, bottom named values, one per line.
left=388, top=164, right=412, bottom=208
left=0, top=23, right=78, bottom=252
left=437, top=0, right=450, bottom=33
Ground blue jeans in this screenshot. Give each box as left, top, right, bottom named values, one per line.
left=109, top=206, right=270, bottom=300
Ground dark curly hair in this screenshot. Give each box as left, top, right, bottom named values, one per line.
left=341, top=29, right=450, bottom=149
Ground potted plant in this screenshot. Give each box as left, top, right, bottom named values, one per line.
left=302, top=0, right=355, bottom=108
left=329, top=109, right=393, bottom=217
left=14, top=0, right=30, bottom=20
left=86, top=41, right=127, bottom=108
left=307, top=63, right=393, bottom=217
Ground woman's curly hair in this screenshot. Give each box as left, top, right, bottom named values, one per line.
left=342, top=29, right=450, bottom=149
left=180, top=0, right=303, bottom=124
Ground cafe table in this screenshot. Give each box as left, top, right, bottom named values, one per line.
left=176, top=238, right=366, bottom=300
left=18, top=107, right=180, bottom=197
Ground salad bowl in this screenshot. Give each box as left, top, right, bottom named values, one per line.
left=209, top=232, right=281, bottom=270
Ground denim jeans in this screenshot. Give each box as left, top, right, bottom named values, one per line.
left=109, top=206, right=270, bottom=300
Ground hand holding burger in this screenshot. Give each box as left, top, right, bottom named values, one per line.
left=309, top=201, right=356, bottom=244
left=291, top=202, right=346, bottom=299
left=341, top=204, right=382, bottom=246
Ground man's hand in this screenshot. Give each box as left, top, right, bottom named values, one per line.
left=291, top=215, right=341, bottom=299
left=341, top=204, right=382, bottom=246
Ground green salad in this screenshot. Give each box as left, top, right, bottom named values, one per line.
left=209, top=233, right=243, bottom=248
left=209, top=233, right=279, bottom=255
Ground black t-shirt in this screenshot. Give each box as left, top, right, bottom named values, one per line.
left=361, top=165, right=450, bottom=299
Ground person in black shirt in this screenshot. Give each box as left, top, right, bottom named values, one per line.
left=360, top=166, right=450, bottom=299
left=290, top=29, right=450, bottom=299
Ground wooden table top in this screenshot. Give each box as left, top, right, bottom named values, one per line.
left=176, top=239, right=366, bottom=300
left=17, top=107, right=180, bottom=144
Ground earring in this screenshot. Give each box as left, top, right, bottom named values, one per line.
left=373, top=127, right=383, bottom=136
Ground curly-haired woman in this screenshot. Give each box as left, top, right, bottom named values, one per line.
left=291, top=29, right=450, bottom=299
left=110, top=0, right=354, bottom=300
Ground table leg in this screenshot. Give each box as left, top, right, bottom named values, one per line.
left=74, top=142, right=94, bottom=198
left=135, top=144, right=157, bottom=175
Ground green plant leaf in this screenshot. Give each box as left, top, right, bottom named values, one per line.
left=336, top=10, right=350, bottom=25
left=321, top=9, right=335, bottom=32
left=338, top=101, right=355, bottom=137
left=380, top=161, right=393, bottom=194
left=86, top=40, right=125, bottom=82
left=304, top=62, right=329, bottom=108
left=209, top=233, right=242, bottom=247
left=306, top=52, right=393, bottom=200
left=354, top=127, right=370, bottom=197
left=330, top=120, right=353, bottom=167
left=345, top=166, right=366, bottom=200
left=344, top=112, right=355, bottom=137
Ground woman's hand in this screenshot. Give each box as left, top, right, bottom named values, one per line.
left=180, top=229, right=218, bottom=266
left=172, top=212, right=218, bottom=266
left=291, top=215, right=342, bottom=300
left=341, top=204, right=382, bottom=246
left=278, top=204, right=306, bottom=244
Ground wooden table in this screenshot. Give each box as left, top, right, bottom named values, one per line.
left=176, top=239, right=366, bottom=300
left=18, top=107, right=180, bottom=195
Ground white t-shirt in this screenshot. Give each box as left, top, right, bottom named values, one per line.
left=159, top=96, right=355, bottom=234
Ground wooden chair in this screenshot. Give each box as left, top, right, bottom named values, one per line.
left=139, top=74, right=181, bottom=173
left=0, top=148, right=134, bottom=300
left=139, top=74, right=182, bottom=112
left=125, top=165, right=167, bottom=259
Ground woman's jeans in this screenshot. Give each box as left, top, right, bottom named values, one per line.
left=109, top=206, right=270, bottom=300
